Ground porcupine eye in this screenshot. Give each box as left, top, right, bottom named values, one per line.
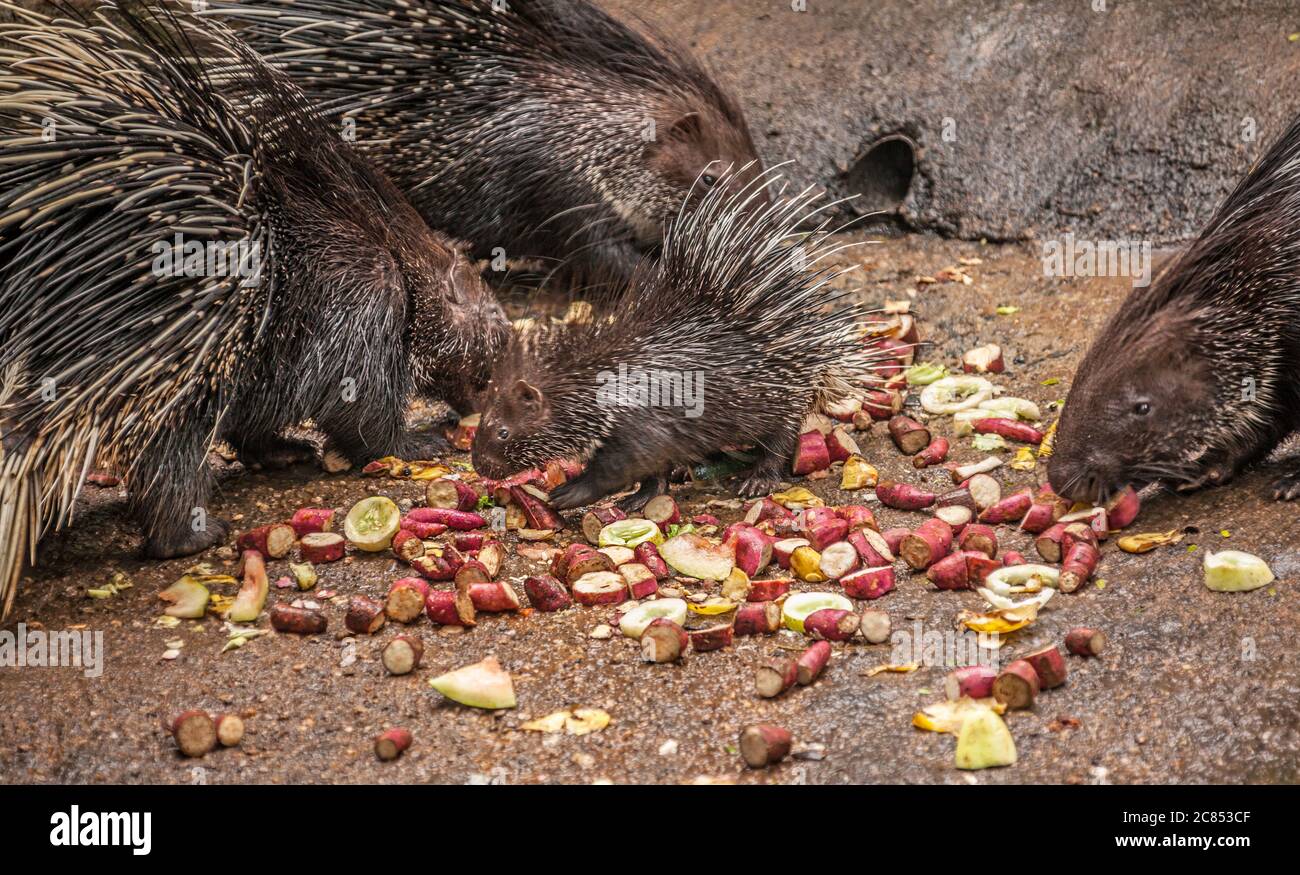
left=497, top=426, right=510, bottom=441
left=1132, top=401, right=1151, bottom=417
left=701, top=173, right=717, bottom=187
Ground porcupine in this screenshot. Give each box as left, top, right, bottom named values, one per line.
left=0, top=2, right=507, bottom=615
left=202, top=0, right=767, bottom=287
left=1047, top=112, right=1300, bottom=505
left=470, top=171, right=882, bottom=511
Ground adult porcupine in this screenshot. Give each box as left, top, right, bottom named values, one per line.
left=0, top=2, right=507, bottom=615
left=471, top=171, right=879, bottom=511
left=1048, top=114, right=1300, bottom=505
left=204, top=0, right=766, bottom=286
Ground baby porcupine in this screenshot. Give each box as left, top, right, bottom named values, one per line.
left=471, top=171, right=882, bottom=511
left=203, top=0, right=766, bottom=286
left=0, top=2, right=506, bottom=615
left=1049, top=112, right=1300, bottom=505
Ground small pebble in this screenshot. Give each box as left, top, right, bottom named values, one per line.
left=658, top=739, right=678, bottom=756
left=589, top=624, right=612, bottom=640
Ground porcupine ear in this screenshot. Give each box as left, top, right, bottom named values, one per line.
left=645, top=111, right=703, bottom=156
left=511, top=380, right=546, bottom=417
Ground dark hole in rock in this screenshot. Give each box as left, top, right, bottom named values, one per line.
left=846, top=135, right=916, bottom=216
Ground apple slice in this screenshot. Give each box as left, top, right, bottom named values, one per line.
left=158, top=576, right=210, bottom=619
left=1203, top=550, right=1275, bottom=592
left=343, top=496, right=401, bottom=552
left=428, top=656, right=516, bottom=709
left=955, top=707, right=1017, bottom=770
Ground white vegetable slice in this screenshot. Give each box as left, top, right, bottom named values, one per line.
left=977, top=396, right=1042, bottom=421
left=343, top=496, right=400, bottom=552
left=978, top=586, right=1055, bottom=612
left=618, top=599, right=688, bottom=638
left=1203, top=550, right=1275, bottom=592
left=598, top=518, right=663, bottom=548
left=781, top=592, right=854, bottom=633
left=920, top=376, right=995, bottom=415
left=981, top=564, right=1060, bottom=596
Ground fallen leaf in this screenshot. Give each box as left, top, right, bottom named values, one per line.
left=864, top=663, right=919, bottom=677
left=770, top=487, right=823, bottom=509
left=1117, top=529, right=1184, bottom=554
left=1009, top=446, right=1037, bottom=471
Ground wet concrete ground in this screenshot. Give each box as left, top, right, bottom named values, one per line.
left=2, top=234, right=1298, bottom=785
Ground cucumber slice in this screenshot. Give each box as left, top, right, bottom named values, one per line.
left=1203, top=550, right=1274, bottom=592
left=618, top=598, right=688, bottom=639
left=920, top=376, right=994, bottom=415
left=343, top=496, right=400, bottom=552
left=598, top=518, right=663, bottom=548
left=782, top=592, right=853, bottom=634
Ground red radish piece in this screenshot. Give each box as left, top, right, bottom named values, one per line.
left=826, top=395, right=863, bottom=422
left=454, top=532, right=486, bottom=552
left=643, top=494, right=681, bottom=527
left=228, top=550, right=270, bottom=623
left=945, top=665, right=997, bottom=700
left=852, top=409, right=875, bottom=431
left=792, top=430, right=832, bottom=475
left=796, top=640, right=832, bottom=685
left=802, top=506, right=839, bottom=526
left=524, top=575, right=572, bottom=612
left=900, top=518, right=954, bottom=570
left=452, top=557, right=491, bottom=589
left=298, top=531, right=345, bottom=563
left=728, top=526, right=773, bottom=577
left=876, top=481, right=937, bottom=511
left=509, top=485, right=564, bottom=531
left=1059, top=540, right=1101, bottom=593
left=959, top=524, right=998, bottom=558
left=619, top=563, right=660, bottom=599
left=979, top=489, right=1034, bottom=524
left=773, top=538, right=811, bottom=569
left=469, top=581, right=521, bottom=612
left=689, top=623, right=734, bottom=652
left=973, top=418, right=1044, bottom=444
left=1063, top=522, right=1099, bottom=551
left=410, top=552, right=457, bottom=581
left=571, top=571, right=628, bottom=606
left=385, top=578, right=429, bottom=623
left=374, top=728, right=412, bottom=762
left=425, top=588, right=476, bottom=627
left=841, top=565, right=895, bottom=600
left=477, top=541, right=506, bottom=578
left=962, top=343, right=1005, bottom=374
left=1001, top=551, right=1026, bottom=566
left=818, top=541, right=860, bottom=579
left=237, top=523, right=297, bottom=560
left=888, top=415, right=931, bottom=455
left=1104, top=485, right=1141, bottom=529
left=581, top=506, right=627, bottom=544
left=966, top=552, right=1001, bottom=584
left=913, top=436, right=950, bottom=468
left=933, top=504, right=973, bottom=529
left=826, top=426, right=861, bottom=463
left=1066, top=627, right=1107, bottom=657
left=1035, top=523, right=1067, bottom=563
left=882, top=527, right=910, bottom=556
left=734, top=601, right=782, bottom=636
left=382, top=635, right=425, bottom=675
left=170, top=710, right=217, bottom=758
left=692, top=513, right=721, bottom=527
left=390, top=529, right=425, bottom=563
left=425, top=478, right=479, bottom=512
left=289, top=507, right=335, bottom=538
left=641, top=618, right=687, bottom=663
left=859, top=609, right=891, bottom=644
left=345, top=596, right=387, bottom=635
left=993, top=660, right=1040, bottom=710
left=744, top=498, right=792, bottom=525
left=847, top=529, right=893, bottom=566
left=1022, top=645, right=1068, bottom=688
left=740, top=724, right=793, bottom=768
left=802, top=412, right=836, bottom=435
left=937, top=487, right=978, bottom=513
left=804, top=608, right=860, bottom=641
left=746, top=578, right=790, bottom=601
left=755, top=657, right=799, bottom=698
left=403, top=506, right=487, bottom=531
left=963, top=474, right=1003, bottom=512
left=633, top=541, right=672, bottom=580
left=270, top=603, right=327, bottom=634
left=1018, top=501, right=1060, bottom=535
left=926, top=551, right=975, bottom=590
left=558, top=545, right=616, bottom=583
left=834, top=504, right=876, bottom=532
left=863, top=388, right=904, bottom=420
left=214, top=714, right=244, bottom=748
left=400, top=519, right=448, bottom=540
left=807, top=518, right=849, bottom=551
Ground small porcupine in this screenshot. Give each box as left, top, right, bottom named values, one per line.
left=204, top=0, right=766, bottom=286
left=0, top=2, right=507, bottom=615
left=471, top=171, right=881, bottom=511
left=1048, top=113, right=1300, bottom=505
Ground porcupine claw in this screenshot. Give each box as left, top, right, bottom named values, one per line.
left=1175, top=464, right=1234, bottom=494
left=737, top=473, right=782, bottom=500
left=1271, top=470, right=1300, bottom=501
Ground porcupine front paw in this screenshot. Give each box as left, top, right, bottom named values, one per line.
left=1174, top=463, right=1235, bottom=494
left=1272, top=470, right=1300, bottom=501
left=737, top=471, right=782, bottom=500
left=614, top=475, right=669, bottom=513
left=550, top=476, right=607, bottom=511
left=144, top=517, right=230, bottom=560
